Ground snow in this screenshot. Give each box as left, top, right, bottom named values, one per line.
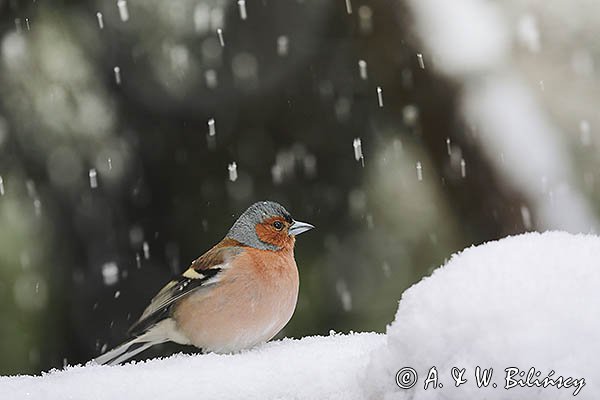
left=1, top=333, right=384, bottom=400
left=2, top=232, right=599, bottom=399
left=117, top=0, right=130, bottom=22
left=366, top=231, right=599, bottom=399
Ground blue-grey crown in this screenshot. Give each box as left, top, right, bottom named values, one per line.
left=227, top=201, right=292, bottom=250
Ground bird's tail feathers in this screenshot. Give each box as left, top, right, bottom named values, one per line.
left=92, top=329, right=168, bottom=366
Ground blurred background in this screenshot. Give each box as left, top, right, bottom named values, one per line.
left=1, top=0, right=599, bottom=375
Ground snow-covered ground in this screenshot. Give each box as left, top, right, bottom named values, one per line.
left=0, top=333, right=384, bottom=400
left=1, top=231, right=598, bottom=399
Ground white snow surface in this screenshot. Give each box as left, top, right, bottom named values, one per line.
left=2, top=232, right=599, bottom=399
left=366, top=231, right=599, bottom=399
left=1, top=333, right=384, bottom=400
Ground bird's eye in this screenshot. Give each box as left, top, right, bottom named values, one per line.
left=273, top=221, right=284, bottom=230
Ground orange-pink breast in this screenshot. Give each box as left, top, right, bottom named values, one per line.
left=172, top=247, right=299, bottom=353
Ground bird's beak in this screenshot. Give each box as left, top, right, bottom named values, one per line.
left=289, top=220, right=315, bottom=236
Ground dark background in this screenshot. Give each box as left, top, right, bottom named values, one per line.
left=1, top=0, right=597, bottom=375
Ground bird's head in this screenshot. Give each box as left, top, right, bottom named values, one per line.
left=227, top=201, right=314, bottom=251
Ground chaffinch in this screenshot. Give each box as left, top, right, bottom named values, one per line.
left=93, top=201, right=314, bottom=365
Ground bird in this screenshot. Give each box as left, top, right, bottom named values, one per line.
left=93, top=201, right=314, bottom=365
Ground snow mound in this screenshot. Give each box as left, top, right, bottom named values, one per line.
left=367, top=231, right=599, bottom=399
left=2, top=232, right=599, bottom=399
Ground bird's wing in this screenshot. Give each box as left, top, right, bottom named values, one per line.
left=128, top=239, right=244, bottom=337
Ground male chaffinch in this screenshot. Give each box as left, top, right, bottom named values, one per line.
left=93, top=201, right=314, bottom=365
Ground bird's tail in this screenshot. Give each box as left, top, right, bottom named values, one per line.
left=92, top=334, right=167, bottom=366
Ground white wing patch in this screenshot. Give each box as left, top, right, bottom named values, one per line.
left=182, top=268, right=206, bottom=279
left=182, top=263, right=227, bottom=280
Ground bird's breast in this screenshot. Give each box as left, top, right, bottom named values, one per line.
left=172, top=247, right=299, bottom=353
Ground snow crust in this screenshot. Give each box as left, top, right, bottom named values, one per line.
left=2, top=232, right=599, bottom=399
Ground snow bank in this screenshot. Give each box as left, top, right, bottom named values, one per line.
left=2, top=232, right=599, bottom=399
left=367, top=231, right=599, bottom=399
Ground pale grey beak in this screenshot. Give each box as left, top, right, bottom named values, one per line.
left=289, top=220, right=315, bottom=236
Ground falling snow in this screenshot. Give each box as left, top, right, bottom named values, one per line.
left=33, top=198, right=41, bottom=216
left=26, top=180, right=35, bottom=198
left=89, top=169, right=98, bottom=188
left=228, top=162, right=238, bottom=182
left=238, top=0, right=247, bottom=20
left=208, top=118, right=216, bottom=136
left=358, top=6, right=373, bottom=34
left=277, top=36, right=289, bottom=57
left=117, top=0, right=129, bottom=22
left=113, top=66, right=121, bottom=85
left=336, top=280, right=353, bottom=312
left=352, top=138, right=364, bottom=166
left=345, top=0, right=353, bottom=15
left=358, top=59, right=367, bottom=80
left=382, top=262, right=391, bottom=277
left=376, top=86, right=383, bottom=107
left=96, top=12, right=104, bottom=29
left=142, top=241, right=150, bottom=260
left=216, top=28, right=225, bottom=47
left=205, top=70, right=218, bottom=89
left=521, top=205, right=532, bottom=229
left=271, top=165, right=283, bottom=184
left=101, top=262, right=119, bottom=286
left=402, top=105, right=418, bottom=126
left=417, top=53, right=425, bottom=69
